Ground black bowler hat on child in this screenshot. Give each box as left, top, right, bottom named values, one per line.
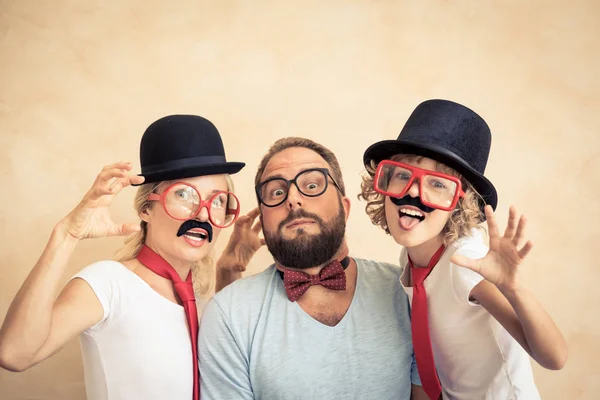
left=363, top=99, right=498, bottom=217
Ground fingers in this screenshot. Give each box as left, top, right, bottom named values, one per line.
left=101, top=162, right=135, bottom=180
left=108, top=223, right=141, bottom=237
left=103, top=161, right=133, bottom=172
left=260, top=238, right=266, bottom=246
left=518, top=240, right=534, bottom=259
left=235, top=208, right=264, bottom=241
left=503, top=206, right=517, bottom=238
left=251, top=219, right=263, bottom=233
left=106, top=174, right=145, bottom=194
left=98, top=168, right=128, bottom=187
left=121, top=223, right=142, bottom=235
left=248, top=208, right=262, bottom=233
left=499, top=206, right=529, bottom=248
left=234, top=215, right=251, bottom=227
left=129, top=175, right=145, bottom=186
left=235, top=208, right=262, bottom=229
left=484, top=205, right=500, bottom=238
left=91, top=162, right=142, bottom=198
left=513, top=213, right=527, bottom=246
left=246, top=207, right=260, bottom=220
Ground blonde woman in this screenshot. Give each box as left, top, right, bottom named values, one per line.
left=0, top=115, right=262, bottom=400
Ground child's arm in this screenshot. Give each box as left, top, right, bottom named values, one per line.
left=452, top=205, right=568, bottom=371
left=470, top=280, right=567, bottom=370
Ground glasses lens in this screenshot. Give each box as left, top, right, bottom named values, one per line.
left=210, top=191, right=239, bottom=227
left=421, top=174, right=459, bottom=209
left=377, top=163, right=412, bottom=195
left=259, top=178, right=289, bottom=206
left=258, top=169, right=330, bottom=206
left=296, top=169, right=328, bottom=197
left=164, top=184, right=201, bottom=219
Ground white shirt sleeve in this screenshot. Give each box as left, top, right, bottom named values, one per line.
left=450, top=234, right=489, bottom=305
left=71, top=260, right=124, bottom=331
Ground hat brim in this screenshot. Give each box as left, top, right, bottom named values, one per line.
left=363, top=140, right=498, bottom=215
left=132, top=162, right=245, bottom=186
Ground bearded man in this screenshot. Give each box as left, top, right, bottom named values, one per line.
left=198, top=137, right=427, bottom=400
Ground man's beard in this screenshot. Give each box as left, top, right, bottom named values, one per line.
left=264, top=204, right=346, bottom=269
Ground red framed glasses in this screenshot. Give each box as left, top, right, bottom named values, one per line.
left=374, top=160, right=465, bottom=211
left=148, top=182, right=241, bottom=228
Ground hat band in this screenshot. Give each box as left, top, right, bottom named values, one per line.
left=142, top=155, right=227, bottom=173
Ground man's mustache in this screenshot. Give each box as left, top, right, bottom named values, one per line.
left=389, top=195, right=436, bottom=214
left=176, top=220, right=213, bottom=242
left=279, top=209, right=325, bottom=231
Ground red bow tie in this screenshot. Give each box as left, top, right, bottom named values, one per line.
left=279, top=257, right=350, bottom=302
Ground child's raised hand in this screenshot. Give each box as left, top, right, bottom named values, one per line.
left=451, top=205, right=534, bottom=293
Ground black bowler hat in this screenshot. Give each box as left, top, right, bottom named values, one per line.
left=134, top=114, right=245, bottom=185
left=363, top=99, right=498, bottom=212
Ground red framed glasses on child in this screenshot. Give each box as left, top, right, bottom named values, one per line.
left=374, top=160, right=465, bottom=211
left=148, top=182, right=241, bottom=228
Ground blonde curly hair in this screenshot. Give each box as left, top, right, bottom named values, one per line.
left=358, top=154, right=484, bottom=245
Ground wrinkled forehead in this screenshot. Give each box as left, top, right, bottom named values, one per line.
left=261, top=147, right=329, bottom=181
left=158, top=174, right=229, bottom=193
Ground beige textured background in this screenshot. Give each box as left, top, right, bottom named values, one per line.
left=1, top=1, right=598, bottom=399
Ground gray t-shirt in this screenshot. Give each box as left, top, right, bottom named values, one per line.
left=198, top=258, right=421, bottom=400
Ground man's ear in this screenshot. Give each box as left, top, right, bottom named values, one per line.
left=342, top=196, right=351, bottom=221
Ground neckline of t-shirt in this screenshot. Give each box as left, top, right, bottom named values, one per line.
left=113, top=261, right=186, bottom=311
left=400, top=246, right=454, bottom=288
left=287, top=258, right=362, bottom=331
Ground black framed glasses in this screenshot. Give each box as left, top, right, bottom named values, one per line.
left=255, top=168, right=342, bottom=207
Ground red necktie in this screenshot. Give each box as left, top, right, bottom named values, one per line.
left=281, top=259, right=348, bottom=302
left=137, top=245, right=199, bottom=400
left=409, top=245, right=446, bottom=400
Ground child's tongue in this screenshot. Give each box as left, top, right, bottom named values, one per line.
left=400, top=215, right=421, bottom=230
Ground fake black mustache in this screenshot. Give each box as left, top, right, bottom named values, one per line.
left=176, top=220, right=213, bottom=242
left=389, top=195, right=436, bottom=214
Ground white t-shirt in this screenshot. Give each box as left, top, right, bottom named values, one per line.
left=72, top=260, right=196, bottom=400
left=399, top=230, right=541, bottom=400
